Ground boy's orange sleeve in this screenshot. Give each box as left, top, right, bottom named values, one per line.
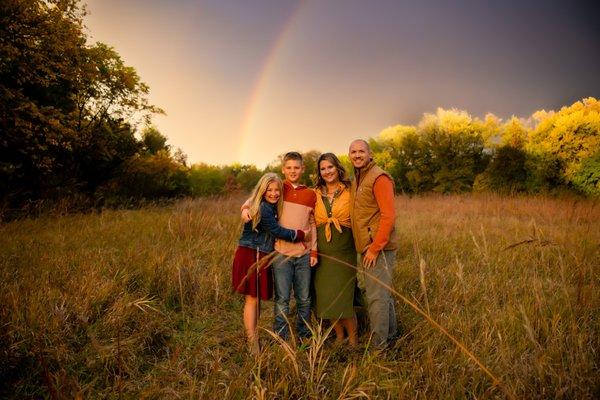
left=369, top=175, right=396, bottom=254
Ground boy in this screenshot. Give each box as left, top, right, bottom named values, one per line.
left=242, top=152, right=318, bottom=340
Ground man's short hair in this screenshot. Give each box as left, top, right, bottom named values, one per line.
left=351, top=139, right=371, bottom=152
left=283, top=151, right=303, bottom=163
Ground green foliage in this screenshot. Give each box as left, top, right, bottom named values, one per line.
left=109, top=151, right=189, bottom=199
left=230, top=164, right=262, bottom=192
left=0, top=0, right=164, bottom=208
left=75, top=119, right=142, bottom=192
left=188, top=164, right=229, bottom=196
left=369, top=99, right=599, bottom=197
left=372, top=110, right=488, bottom=193
left=474, top=145, right=528, bottom=193
left=336, top=154, right=354, bottom=178
left=572, top=152, right=600, bottom=196
left=2, top=0, right=598, bottom=210
left=371, top=125, right=419, bottom=192
left=418, top=109, right=488, bottom=193
left=1, top=0, right=86, bottom=198
left=142, top=126, right=170, bottom=155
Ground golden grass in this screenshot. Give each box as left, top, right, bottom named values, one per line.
left=0, top=194, right=598, bottom=398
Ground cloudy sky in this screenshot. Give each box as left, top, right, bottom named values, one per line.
left=84, top=0, right=600, bottom=167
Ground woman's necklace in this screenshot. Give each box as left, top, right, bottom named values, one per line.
left=323, top=185, right=339, bottom=207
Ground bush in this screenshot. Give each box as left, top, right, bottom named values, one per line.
left=572, top=152, right=600, bottom=196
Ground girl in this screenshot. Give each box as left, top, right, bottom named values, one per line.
left=231, top=173, right=306, bottom=355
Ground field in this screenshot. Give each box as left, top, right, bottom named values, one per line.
left=1, top=194, right=598, bottom=399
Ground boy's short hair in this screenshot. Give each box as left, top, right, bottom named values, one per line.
left=283, top=151, right=303, bottom=164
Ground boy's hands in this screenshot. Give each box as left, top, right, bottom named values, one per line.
left=310, top=256, right=318, bottom=267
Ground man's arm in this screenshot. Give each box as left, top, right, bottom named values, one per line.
left=362, top=175, right=395, bottom=268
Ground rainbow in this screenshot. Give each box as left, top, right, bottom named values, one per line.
left=237, top=0, right=308, bottom=165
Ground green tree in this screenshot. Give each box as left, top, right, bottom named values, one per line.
left=188, top=164, right=228, bottom=196
left=416, top=108, right=487, bottom=193
left=142, top=126, right=170, bottom=155
left=233, top=164, right=263, bottom=192
left=337, top=154, right=354, bottom=178
left=571, top=152, right=600, bottom=196
left=0, top=0, right=163, bottom=206
left=75, top=119, right=141, bottom=193
left=110, top=151, right=189, bottom=199
left=475, top=145, right=528, bottom=193
left=1, top=0, right=87, bottom=199
left=374, top=125, right=420, bottom=193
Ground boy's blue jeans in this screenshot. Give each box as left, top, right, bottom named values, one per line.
left=272, top=253, right=312, bottom=339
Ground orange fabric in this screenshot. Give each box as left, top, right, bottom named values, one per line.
left=314, top=184, right=351, bottom=242
left=369, top=175, right=396, bottom=253
left=274, top=180, right=318, bottom=257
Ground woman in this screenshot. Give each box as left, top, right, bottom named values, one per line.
left=313, top=153, right=358, bottom=345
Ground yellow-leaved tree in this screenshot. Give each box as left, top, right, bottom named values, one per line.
left=528, top=97, right=600, bottom=194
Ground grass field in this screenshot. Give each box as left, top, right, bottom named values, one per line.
left=1, top=194, right=598, bottom=399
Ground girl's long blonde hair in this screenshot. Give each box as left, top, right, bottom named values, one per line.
left=248, top=173, right=284, bottom=230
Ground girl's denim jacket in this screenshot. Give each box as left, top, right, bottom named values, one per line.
left=238, top=201, right=298, bottom=253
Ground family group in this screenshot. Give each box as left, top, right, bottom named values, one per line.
left=231, top=139, right=398, bottom=355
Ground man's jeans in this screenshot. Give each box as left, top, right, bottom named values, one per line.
left=358, top=250, right=397, bottom=348
left=272, top=253, right=312, bottom=339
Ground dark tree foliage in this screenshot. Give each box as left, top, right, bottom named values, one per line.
left=478, top=146, right=528, bottom=193
left=1, top=0, right=162, bottom=210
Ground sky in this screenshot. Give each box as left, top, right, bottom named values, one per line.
left=84, top=0, right=600, bottom=168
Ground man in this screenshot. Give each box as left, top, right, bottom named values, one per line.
left=348, top=139, right=398, bottom=348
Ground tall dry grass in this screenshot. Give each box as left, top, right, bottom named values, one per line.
left=0, top=194, right=598, bottom=398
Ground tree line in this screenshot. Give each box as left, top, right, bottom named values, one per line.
left=369, top=99, right=599, bottom=196
left=1, top=0, right=598, bottom=218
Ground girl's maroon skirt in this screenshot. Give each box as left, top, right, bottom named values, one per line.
left=231, top=246, right=273, bottom=300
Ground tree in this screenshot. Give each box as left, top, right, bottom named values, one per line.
left=74, top=119, right=141, bottom=192
left=572, top=152, right=600, bottom=196
left=475, top=145, right=528, bottom=193
left=481, top=113, right=502, bottom=148
left=527, top=97, right=600, bottom=183
left=110, top=151, right=189, bottom=199
left=74, top=42, right=164, bottom=134
left=142, top=126, right=170, bottom=155
left=0, top=0, right=163, bottom=206
left=188, top=163, right=228, bottom=196
left=233, top=164, right=262, bottom=192
left=416, top=108, right=487, bottom=193
left=373, top=125, right=420, bottom=192
left=1, top=0, right=87, bottom=199
left=501, top=117, right=528, bottom=148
